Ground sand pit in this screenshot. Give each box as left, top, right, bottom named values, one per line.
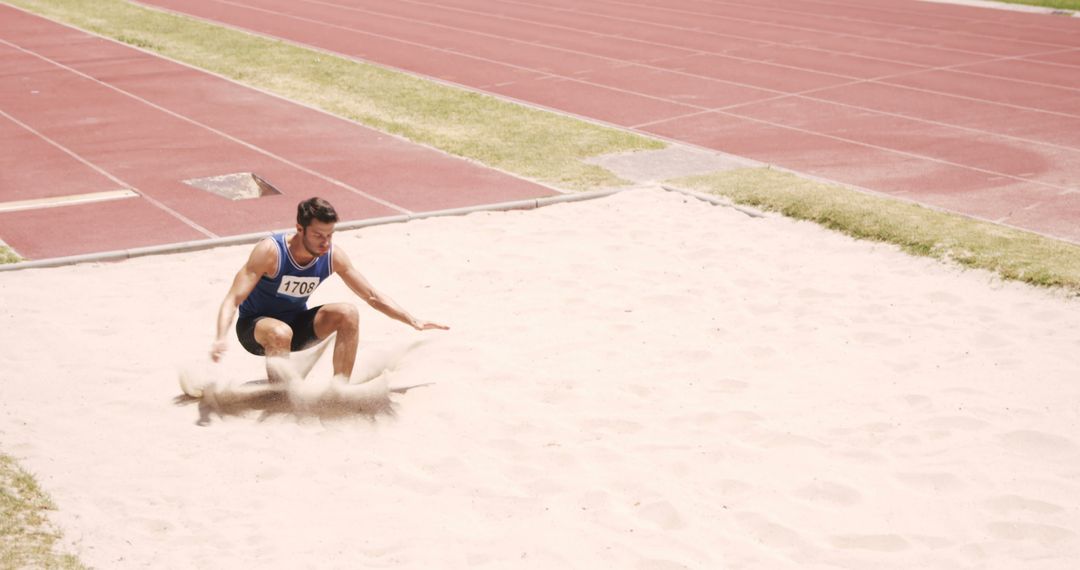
left=1, top=188, right=1078, bottom=568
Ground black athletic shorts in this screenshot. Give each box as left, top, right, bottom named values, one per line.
left=236, top=306, right=324, bottom=356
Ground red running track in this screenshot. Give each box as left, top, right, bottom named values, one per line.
left=138, top=0, right=1080, bottom=242
left=0, top=5, right=555, bottom=260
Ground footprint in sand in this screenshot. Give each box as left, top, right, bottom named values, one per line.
left=254, top=465, right=285, bottom=483
left=984, top=494, right=1065, bottom=516
left=794, top=481, right=862, bottom=506
left=711, top=378, right=748, bottom=394
left=896, top=472, right=965, bottom=493
left=830, top=534, right=910, bottom=552
left=735, top=512, right=809, bottom=554
left=985, top=521, right=1075, bottom=544
left=901, top=394, right=933, bottom=409
left=138, top=517, right=175, bottom=536
left=637, top=500, right=686, bottom=531
left=997, top=430, right=1079, bottom=457
left=712, top=478, right=754, bottom=497
left=887, top=359, right=922, bottom=374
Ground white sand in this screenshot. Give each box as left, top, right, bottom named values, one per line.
left=1, top=188, right=1079, bottom=569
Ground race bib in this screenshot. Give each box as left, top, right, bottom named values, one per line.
left=277, top=275, right=320, bottom=299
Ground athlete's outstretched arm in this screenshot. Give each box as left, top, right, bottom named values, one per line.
left=211, top=239, right=278, bottom=360
left=333, top=247, right=449, bottom=331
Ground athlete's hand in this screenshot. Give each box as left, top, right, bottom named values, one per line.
left=412, top=319, right=449, bottom=331
left=210, top=339, right=229, bottom=362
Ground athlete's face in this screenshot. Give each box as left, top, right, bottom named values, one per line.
left=299, top=220, right=335, bottom=257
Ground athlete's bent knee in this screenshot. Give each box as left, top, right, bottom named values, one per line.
left=261, top=323, right=294, bottom=349
left=324, top=304, right=358, bottom=336
left=339, top=304, right=359, bottom=326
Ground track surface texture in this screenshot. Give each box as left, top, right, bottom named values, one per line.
left=0, top=4, right=555, bottom=259
left=139, top=0, right=1080, bottom=241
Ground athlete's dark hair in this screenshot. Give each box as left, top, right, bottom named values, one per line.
left=297, top=197, right=338, bottom=228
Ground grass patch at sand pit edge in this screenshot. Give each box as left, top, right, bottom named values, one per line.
left=0, top=453, right=85, bottom=569
left=0, top=246, right=21, bottom=265
left=995, top=0, right=1080, bottom=11
left=8, top=0, right=664, bottom=191
left=671, top=168, right=1080, bottom=292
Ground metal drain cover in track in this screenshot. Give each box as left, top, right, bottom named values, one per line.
left=183, top=172, right=281, bottom=200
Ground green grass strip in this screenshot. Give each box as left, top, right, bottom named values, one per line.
left=7, top=0, right=662, bottom=191
left=8, top=0, right=1080, bottom=288
left=671, top=168, right=1080, bottom=292
left=994, top=0, right=1080, bottom=11
left=0, top=246, right=21, bottom=265
left=0, top=454, right=85, bottom=569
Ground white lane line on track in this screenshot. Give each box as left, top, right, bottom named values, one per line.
left=0, top=105, right=217, bottom=237
left=0, top=36, right=412, bottom=216
left=0, top=189, right=140, bottom=214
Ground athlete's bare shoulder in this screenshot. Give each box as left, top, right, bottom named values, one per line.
left=245, top=237, right=280, bottom=277
left=331, top=244, right=355, bottom=274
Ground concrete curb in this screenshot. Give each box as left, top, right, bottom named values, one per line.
left=0, top=189, right=621, bottom=273
left=659, top=185, right=767, bottom=219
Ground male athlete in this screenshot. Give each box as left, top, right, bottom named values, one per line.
left=210, top=197, right=447, bottom=383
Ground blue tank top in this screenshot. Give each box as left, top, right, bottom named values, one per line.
left=238, top=233, right=333, bottom=319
